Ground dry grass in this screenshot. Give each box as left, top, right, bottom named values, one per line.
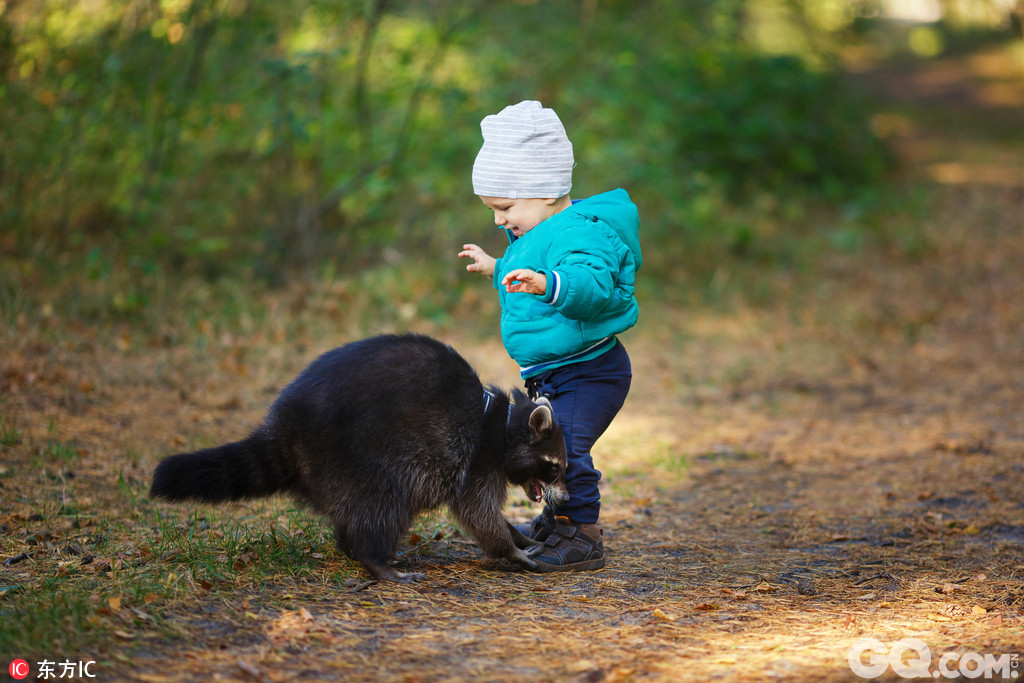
left=3, top=49, right=1024, bottom=682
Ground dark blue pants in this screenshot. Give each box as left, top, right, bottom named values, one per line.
left=525, top=340, right=632, bottom=524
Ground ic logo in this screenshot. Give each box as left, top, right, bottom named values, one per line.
left=9, top=659, right=30, bottom=680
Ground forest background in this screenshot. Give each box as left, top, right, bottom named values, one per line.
left=5, top=0, right=1003, bottom=332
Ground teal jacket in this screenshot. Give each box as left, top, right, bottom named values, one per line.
left=492, top=188, right=642, bottom=378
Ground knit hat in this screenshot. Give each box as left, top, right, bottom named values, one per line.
left=472, top=100, right=574, bottom=199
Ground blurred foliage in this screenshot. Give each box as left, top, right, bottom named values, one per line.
left=0, top=0, right=1017, bottom=330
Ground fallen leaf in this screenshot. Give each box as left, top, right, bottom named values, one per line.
left=937, top=583, right=959, bottom=595
left=108, top=596, right=122, bottom=611
left=143, top=593, right=159, bottom=605
left=568, top=660, right=598, bottom=674
left=694, top=603, right=719, bottom=611
left=652, top=608, right=676, bottom=621
left=940, top=604, right=968, bottom=619
left=114, top=630, right=135, bottom=640
left=971, top=605, right=987, bottom=615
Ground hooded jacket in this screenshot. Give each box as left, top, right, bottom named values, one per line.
left=492, top=188, right=641, bottom=378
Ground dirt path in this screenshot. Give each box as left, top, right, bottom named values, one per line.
left=2, top=47, right=1023, bottom=682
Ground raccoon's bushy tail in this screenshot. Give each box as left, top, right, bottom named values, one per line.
left=150, top=430, right=290, bottom=503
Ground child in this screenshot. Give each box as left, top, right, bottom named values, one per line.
left=458, top=100, right=641, bottom=572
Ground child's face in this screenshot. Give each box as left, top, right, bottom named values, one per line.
left=479, top=196, right=562, bottom=238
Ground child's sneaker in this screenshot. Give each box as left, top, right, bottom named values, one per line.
left=514, top=506, right=556, bottom=542
left=528, top=516, right=605, bottom=572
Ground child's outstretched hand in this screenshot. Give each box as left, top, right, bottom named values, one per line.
left=459, top=244, right=496, bottom=278
left=502, top=269, right=547, bottom=296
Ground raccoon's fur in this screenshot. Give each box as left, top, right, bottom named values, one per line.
left=150, top=334, right=568, bottom=582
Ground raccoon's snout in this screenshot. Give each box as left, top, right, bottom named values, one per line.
left=523, top=479, right=568, bottom=505
left=543, top=483, right=570, bottom=507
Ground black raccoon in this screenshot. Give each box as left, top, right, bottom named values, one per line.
left=150, top=334, right=568, bottom=582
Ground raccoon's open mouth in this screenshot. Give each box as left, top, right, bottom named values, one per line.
left=523, top=479, right=570, bottom=506
left=524, top=479, right=544, bottom=503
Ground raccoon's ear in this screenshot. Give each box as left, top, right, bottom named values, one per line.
left=529, top=403, right=554, bottom=436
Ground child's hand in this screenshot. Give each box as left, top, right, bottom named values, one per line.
left=502, top=269, right=547, bottom=296
left=459, top=244, right=496, bottom=278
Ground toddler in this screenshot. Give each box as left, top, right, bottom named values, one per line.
left=459, top=100, right=641, bottom=572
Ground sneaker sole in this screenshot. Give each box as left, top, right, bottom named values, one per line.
left=531, top=556, right=606, bottom=573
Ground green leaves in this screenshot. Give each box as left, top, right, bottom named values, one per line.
left=2, top=0, right=896, bottom=318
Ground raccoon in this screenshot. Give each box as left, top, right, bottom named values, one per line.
left=149, top=334, right=568, bottom=582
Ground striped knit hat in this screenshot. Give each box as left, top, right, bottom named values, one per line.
left=472, top=100, right=574, bottom=199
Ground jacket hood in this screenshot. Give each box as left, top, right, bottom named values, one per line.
left=565, top=189, right=642, bottom=271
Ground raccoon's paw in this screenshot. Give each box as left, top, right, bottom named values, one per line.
left=510, top=547, right=538, bottom=571
left=361, top=561, right=427, bottom=583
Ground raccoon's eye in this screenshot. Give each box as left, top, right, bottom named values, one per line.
left=548, top=463, right=560, bottom=480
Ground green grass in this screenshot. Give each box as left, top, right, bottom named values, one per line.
left=0, top=499, right=373, bottom=660
left=0, top=417, right=21, bottom=447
